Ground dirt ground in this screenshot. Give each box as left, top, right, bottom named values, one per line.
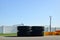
left=1, top=36, right=60, bottom=40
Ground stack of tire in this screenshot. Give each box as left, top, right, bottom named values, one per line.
left=17, top=26, right=30, bottom=36
left=17, top=26, right=44, bottom=36
left=31, top=26, right=44, bottom=36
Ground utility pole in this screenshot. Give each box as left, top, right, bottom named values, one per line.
left=49, top=16, right=52, bottom=32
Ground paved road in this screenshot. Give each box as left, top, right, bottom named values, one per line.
left=1, top=36, right=60, bottom=40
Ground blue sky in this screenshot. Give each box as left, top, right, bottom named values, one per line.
left=0, top=0, right=60, bottom=27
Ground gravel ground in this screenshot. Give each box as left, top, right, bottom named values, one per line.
left=1, top=36, right=60, bottom=40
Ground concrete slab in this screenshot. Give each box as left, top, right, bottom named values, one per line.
left=1, top=36, right=60, bottom=40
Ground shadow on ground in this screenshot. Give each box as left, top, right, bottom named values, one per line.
left=5, top=36, right=44, bottom=37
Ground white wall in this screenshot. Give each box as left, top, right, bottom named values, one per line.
left=3, top=26, right=17, bottom=34
left=0, top=26, right=3, bottom=33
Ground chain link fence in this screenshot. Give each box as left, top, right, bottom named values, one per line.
left=44, top=27, right=60, bottom=32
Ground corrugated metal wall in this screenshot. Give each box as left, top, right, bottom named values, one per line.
left=3, top=26, right=17, bottom=34
left=0, top=26, right=3, bottom=33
